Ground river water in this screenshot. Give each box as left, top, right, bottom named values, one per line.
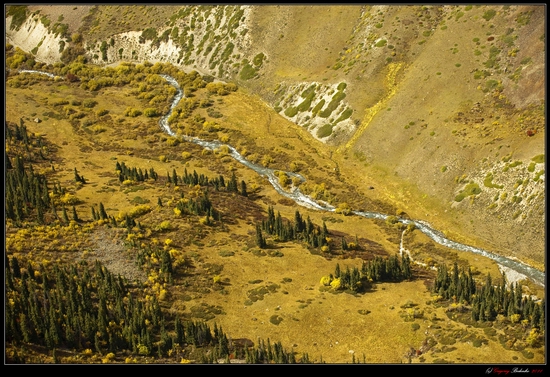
left=17, top=70, right=545, bottom=287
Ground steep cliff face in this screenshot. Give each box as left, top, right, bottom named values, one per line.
left=5, top=10, right=64, bottom=63
left=5, top=4, right=545, bottom=267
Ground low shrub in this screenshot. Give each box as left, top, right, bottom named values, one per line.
left=82, top=99, right=97, bottom=108
left=125, top=205, right=151, bottom=219
left=269, top=315, right=283, bottom=325
left=454, top=182, right=481, bottom=202
left=239, top=63, right=257, bottom=80
left=335, top=108, right=353, bottom=124
left=143, top=108, right=158, bottom=117
left=316, top=124, right=333, bottom=138
left=284, top=106, right=298, bottom=117
left=531, top=154, right=544, bottom=164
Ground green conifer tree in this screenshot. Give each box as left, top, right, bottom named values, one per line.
left=99, top=202, right=108, bottom=220
left=72, top=206, right=79, bottom=221
left=240, top=180, right=248, bottom=197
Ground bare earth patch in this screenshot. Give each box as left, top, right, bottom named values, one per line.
left=90, top=228, right=147, bottom=284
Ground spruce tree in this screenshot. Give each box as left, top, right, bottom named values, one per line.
left=99, top=202, right=108, bottom=220
left=74, top=168, right=86, bottom=184
left=228, top=172, right=238, bottom=192
left=172, top=168, right=178, bottom=185
left=6, top=151, right=12, bottom=169
left=341, top=237, right=348, bottom=251
left=255, top=224, right=266, bottom=249
left=240, top=180, right=248, bottom=197
left=72, top=206, right=79, bottom=222
left=11, top=257, right=21, bottom=279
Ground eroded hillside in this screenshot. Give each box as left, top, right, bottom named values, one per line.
left=5, top=4, right=545, bottom=269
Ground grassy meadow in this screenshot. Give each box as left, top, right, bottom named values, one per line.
left=5, top=53, right=545, bottom=364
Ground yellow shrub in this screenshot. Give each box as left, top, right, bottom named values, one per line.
left=335, top=202, right=352, bottom=216
left=276, top=171, right=291, bottom=187
left=128, top=205, right=152, bottom=218
left=526, top=328, right=540, bottom=346
left=168, top=248, right=179, bottom=258
left=216, top=145, right=229, bottom=156
left=91, top=125, right=107, bottom=134
left=320, top=275, right=332, bottom=286
left=510, top=313, right=521, bottom=323
left=330, top=278, right=341, bottom=290
left=166, top=137, right=180, bottom=146
left=158, top=289, right=168, bottom=301
left=202, top=121, right=219, bottom=132
left=261, top=155, right=274, bottom=167
left=115, top=211, right=128, bottom=222
left=60, top=193, right=80, bottom=205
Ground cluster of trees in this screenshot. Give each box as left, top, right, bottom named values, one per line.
left=5, top=255, right=218, bottom=358
left=256, top=206, right=329, bottom=249
left=240, top=338, right=308, bottom=364
left=5, top=121, right=51, bottom=224
left=6, top=119, right=32, bottom=146
left=225, top=171, right=247, bottom=196
left=6, top=258, right=163, bottom=355
left=5, top=256, right=307, bottom=363
left=132, top=242, right=174, bottom=283
left=6, top=154, right=51, bottom=224
left=433, top=262, right=545, bottom=330
left=5, top=120, right=85, bottom=228
left=361, top=255, right=412, bottom=283
left=116, top=161, right=159, bottom=183
left=168, top=168, right=247, bottom=196
left=321, top=255, right=413, bottom=293
left=169, top=167, right=213, bottom=187
left=174, top=192, right=219, bottom=221
left=90, top=202, right=110, bottom=222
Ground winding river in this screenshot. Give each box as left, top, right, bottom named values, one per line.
left=158, top=74, right=546, bottom=288
left=18, top=70, right=546, bottom=288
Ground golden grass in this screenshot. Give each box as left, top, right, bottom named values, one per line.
left=5, top=70, right=544, bottom=364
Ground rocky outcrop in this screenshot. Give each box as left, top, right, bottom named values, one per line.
left=6, top=14, right=64, bottom=64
